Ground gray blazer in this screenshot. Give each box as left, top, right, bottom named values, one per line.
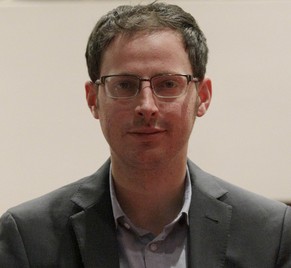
left=0, top=159, right=290, bottom=267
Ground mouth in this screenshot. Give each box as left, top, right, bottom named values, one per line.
left=128, top=127, right=166, bottom=136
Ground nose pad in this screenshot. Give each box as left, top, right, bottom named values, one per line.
left=139, top=79, right=152, bottom=92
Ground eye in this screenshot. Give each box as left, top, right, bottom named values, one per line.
left=112, top=80, right=131, bottom=90
left=111, top=77, right=136, bottom=90
left=152, top=75, right=187, bottom=97
left=161, top=80, right=178, bottom=89
left=155, top=76, right=181, bottom=90
left=106, top=76, right=139, bottom=98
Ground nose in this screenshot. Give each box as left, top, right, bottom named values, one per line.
left=134, top=83, right=159, bottom=121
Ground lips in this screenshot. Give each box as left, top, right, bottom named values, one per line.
left=128, top=127, right=166, bottom=136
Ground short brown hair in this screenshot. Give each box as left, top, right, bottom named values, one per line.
left=85, top=2, right=208, bottom=82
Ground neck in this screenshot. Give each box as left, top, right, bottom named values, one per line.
left=111, top=157, right=187, bottom=235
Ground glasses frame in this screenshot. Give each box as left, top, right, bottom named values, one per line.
left=94, top=74, right=199, bottom=99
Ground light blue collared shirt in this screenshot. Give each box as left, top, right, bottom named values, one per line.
left=109, top=165, right=192, bottom=268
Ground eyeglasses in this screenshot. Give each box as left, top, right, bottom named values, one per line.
left=94, top=74, right=198, bottom=99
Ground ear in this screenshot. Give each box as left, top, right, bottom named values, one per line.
left=196, top=78, right=212, bottom=117
left=85, top=81, right=99, bottom=119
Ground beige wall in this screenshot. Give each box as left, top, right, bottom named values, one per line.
left=0, top=0, right=290, bottom=215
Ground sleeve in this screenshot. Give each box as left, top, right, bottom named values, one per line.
left=276, top=206, right=291, bottom=267
left=0, top=212, right=30, bottom=268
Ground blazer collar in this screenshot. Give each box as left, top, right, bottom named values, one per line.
left=187, top=160, right=232, bottom=268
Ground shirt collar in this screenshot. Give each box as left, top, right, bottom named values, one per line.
left=109, top=164, right=192, bottom=228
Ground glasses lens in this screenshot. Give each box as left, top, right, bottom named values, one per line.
left=104, top=76, right=139, bottom=98
left=152, top=75, right=187, bottom=97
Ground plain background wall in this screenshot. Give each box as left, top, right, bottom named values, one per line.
left=0, top=0, right=290, bottom=215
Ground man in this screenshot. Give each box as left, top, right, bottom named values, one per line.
left=0, top=2, right=290, bottom=267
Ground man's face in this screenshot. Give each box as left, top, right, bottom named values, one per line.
left=86, top=29, right=211, bottom=170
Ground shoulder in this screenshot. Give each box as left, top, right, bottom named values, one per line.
left=0, top=160, right=111, bottom=266
left=187, top=159, right=289, bottom=220
left=188, top=160, right=291, bottom=265
left=5, top=159, right=111, bottom=224
left=5, top=175, right=89, bottom=227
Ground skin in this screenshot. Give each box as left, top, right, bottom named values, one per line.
left=85, top=29, right=212, bottom=234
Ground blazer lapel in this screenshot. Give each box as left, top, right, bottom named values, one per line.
left=187, top=160, right=232, bottom=268
left=69, top=160, right=120, bottom=268
left=70, top=206, right=119, bottom=268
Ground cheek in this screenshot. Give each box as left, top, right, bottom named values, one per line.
left=172, top=94, right=197, bottom=122
left=97, top=101, right=116, bottom=136
left=160, top=100, right=195, bottom=140
left=98, top=101, right=130, bottom=137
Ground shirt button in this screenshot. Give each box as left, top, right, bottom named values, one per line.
left=149, top=243, right=158, bottom=252
left=123, top=222, right=130, bottom=230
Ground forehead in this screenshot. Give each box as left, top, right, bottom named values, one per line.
left=100, top=29, right=191, bottom=76
left=107, top=28, right=184, bottom=51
